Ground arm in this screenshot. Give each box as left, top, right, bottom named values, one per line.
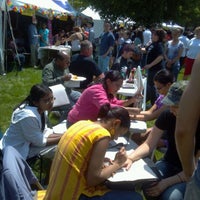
left=175, top=54, right=200, bottom=179
left=144, top=55, right=163, bottom=70
left=86, top=137, right=127, bottom=186
left=42, top=66, right=71, bottom=86
left=126, top=125, right=163, bottom=169
left=46, top=134, right=61, bottom=146
left=145, top=171, right=187, bottom=197
left=131, top=105, right=168, bottom=121
left=103, top=46, right=114, bottom=57
left=171, top=45, right=183, bottom=64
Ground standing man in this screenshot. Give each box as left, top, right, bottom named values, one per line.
left=175, top=54, right=200, bottom=200
left=141, top=25, right=152, bottom=67
left=98, top=21, right=115, bottom=73
left=69, top=40, right=104, bottom=90
left=28, top=15, right=39, bottom=68
left=86, top=21, right=95, bottom=44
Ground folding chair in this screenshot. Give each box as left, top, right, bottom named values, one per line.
left=1, top=146, right=46, bottom=200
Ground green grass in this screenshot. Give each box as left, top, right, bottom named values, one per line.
left=0, top=67, right=42, bottom=132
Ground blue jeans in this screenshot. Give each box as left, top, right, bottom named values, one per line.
left=14, top=54, right=25, bottom=71
left=143, top=159, right=186, bottom=200
left=79, top=190, right=143, bottom=200
left=184, top=160, right=200, bottom=200
left=68, top=89, right=81, bottom=105
left=98, top=55, right=110, bottom=73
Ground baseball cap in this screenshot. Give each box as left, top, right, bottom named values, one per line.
left=162, top=81, right=188, bottom=106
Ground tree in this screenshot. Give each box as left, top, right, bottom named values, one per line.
left=70, top=0, right=200, bottom=28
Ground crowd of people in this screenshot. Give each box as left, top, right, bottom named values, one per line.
left=1, top=16, right=200, bottom=200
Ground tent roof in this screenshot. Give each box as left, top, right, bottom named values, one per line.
left=5, top=0, right=75, bottom=16
left=53, top=0, right=77, bottom=16
left=81, top=6, right=101, bottom=20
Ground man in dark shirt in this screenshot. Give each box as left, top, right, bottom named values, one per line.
left=69, top=40, right=104, bottom=90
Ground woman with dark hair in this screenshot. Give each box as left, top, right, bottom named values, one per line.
left=45, top=103, right=143, bottom=200
left=0, top=84, right=62, bottom=159
left=142, top=28, right=166, bottom=106
left=131, top=69, right=174, bottom=146
left=67, top=70, right=139, bottom=127
left=131, top=69, right=174, bottom=121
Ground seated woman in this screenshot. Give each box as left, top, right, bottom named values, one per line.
left=131, top=69, right=174, bottom=146
left=67, top=70, right=140, bottom=128
left=125, top=81, right=200, bottom=200
left=0, top=84, right=62, bottom=159
left=44, top=103, right=143, bottom=200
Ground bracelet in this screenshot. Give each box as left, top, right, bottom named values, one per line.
left=177, top=174, right=183, bottom=182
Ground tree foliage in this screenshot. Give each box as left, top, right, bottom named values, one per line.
left=69, top=0, right=200, bottom=28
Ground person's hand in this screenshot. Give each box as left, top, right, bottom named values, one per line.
left=113, top=147, right=127, bottom=167
left=123, top=157, right=133, bottom=170
left=166, top=60, right=173, bottom=68
left=102, top=157, right=113, bottom=168
left=62, top=74, right=72, bottom=81
left=144, top=180, right=167, bottom=197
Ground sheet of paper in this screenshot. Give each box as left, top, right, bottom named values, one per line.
left=130, top=120, right=147, bottom=133
left=49, top=84, right=70, bottom=107
left=52, top=120, right=67, bottom=134
left=105, top=137, right=158, bottom=183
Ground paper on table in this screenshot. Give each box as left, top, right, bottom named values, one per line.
left=105, top=137, right=158, bottom=187
left=106, top=149, right=157, bottom=183
left=52, top=120, right=67, bottom=134
left=130, top=120, right=147, bottom=133
left=49, top=84, right=70, bottom=107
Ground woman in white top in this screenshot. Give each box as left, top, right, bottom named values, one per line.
left=0, top=84, right=62, bottom=159
left=164, top=28, right=183, bottom=81
left=183, top=26, right=200, bottom=80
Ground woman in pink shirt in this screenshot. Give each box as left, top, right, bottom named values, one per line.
left=67, top=70, right=138, bottom=127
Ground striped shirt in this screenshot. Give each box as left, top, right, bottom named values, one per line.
left=44, top=120, right=111, bottom=200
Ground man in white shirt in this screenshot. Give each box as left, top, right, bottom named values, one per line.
left=143, top=25, right=152, bottom=47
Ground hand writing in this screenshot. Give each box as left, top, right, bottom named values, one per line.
left=113, top=147, right=127, bottom=167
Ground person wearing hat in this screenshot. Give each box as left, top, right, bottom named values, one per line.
left=124, top=81, right=200, bottom=200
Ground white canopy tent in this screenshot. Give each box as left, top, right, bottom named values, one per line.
left=81, top=6, right=104, bottom=38
left=81, top=6, right=101, bottom=20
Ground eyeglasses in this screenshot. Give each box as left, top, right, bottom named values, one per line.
left=42, top=96, right=56, bottom=105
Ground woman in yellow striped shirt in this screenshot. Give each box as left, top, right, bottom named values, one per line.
left=44, top=103, right=142, bottom=200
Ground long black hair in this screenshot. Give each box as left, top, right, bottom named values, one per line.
left=102, top=70, right=123, bottom=99
left=14, top=84, right=52, bottom=110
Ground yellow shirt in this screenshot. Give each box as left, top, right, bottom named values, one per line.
left=44, top=120, right=111, bottom=200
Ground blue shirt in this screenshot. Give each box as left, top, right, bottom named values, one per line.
left=99, top=31, right=115, bottom=56
left=28, top=23, right=39, bottom=45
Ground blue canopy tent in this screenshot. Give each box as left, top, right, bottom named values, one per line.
left=53, top=0, right=77, bottom=16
